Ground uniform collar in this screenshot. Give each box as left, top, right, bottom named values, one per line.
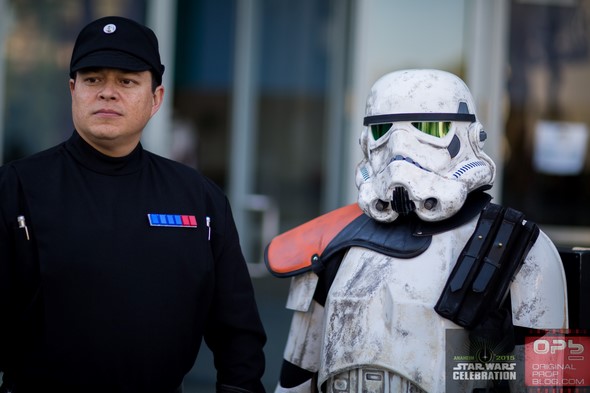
left=65, top=130, right=146, bottom=175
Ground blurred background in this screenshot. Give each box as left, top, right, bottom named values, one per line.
left=1, top=0, right=590, bottom=391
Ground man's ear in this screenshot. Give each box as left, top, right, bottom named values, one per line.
left=151, top=85, right=165, bottom=117
left=69, top=78, right=76, bottom=94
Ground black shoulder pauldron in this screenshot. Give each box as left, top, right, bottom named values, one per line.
left=310, top=192, right=492, bottom=306
left=313, top=192, right=492, bottom=273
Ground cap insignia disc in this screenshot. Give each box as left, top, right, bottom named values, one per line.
left=103, top=24, right=117, bottom=34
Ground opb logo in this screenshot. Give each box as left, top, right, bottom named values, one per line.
left=525, top=333, right=590, bottom=388
left=533, top=338, right=585, bottom=361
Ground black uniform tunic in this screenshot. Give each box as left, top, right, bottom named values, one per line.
left=0, top=131, right=266, bottom=392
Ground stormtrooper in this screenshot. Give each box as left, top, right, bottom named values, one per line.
left=265, top=69, right=568, bottom=393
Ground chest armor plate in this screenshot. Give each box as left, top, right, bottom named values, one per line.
left=319, top=218, right=479, bottom=392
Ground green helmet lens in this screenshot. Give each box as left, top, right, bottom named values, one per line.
left=411, top=121, right=451, bottom=138
left=370, top=121, right=451, bottom=140
left=371, top=123, right=392, bottom=140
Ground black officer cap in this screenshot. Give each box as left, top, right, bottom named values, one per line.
left=69, top=16, right=165, bottom=85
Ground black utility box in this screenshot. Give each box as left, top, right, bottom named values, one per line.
left=559, top=247, right=590, bottom=329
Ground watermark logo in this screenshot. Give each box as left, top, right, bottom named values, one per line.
left=525, top=330, right=590, bottom=390
left=446, top=329, right=517, bottom=391
left=446, top=329, right=590, bottom=391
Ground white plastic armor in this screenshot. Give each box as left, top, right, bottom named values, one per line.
left=273, top=69, right=568, bottom=393
left=279, top=229, right=567, bottom=393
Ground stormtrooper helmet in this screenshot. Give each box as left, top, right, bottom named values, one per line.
left=356, top=69, right=496, bottom=222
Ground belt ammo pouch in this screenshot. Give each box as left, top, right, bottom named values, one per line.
left=435, top=203, right=540, bottom=330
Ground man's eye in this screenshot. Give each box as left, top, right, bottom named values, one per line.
left=370, top=123, right=392, bottom=140
left=412, top=122, right=451, bottom=138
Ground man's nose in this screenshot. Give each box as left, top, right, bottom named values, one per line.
left=99, top=82, right=118, bottom=100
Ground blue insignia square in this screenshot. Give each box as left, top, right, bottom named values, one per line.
left=149, top=214, right=160, bottom=225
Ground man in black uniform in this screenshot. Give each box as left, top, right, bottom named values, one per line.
left=0, top=16, right=266, bottom=393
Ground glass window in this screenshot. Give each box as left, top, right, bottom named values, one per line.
left=173, top=0, right=344, bottom=232
left=173, top=0, right=236, bottom=187
left=503, top=0, right=590, bottom=241
left=255, top=0, right=333, bottom=229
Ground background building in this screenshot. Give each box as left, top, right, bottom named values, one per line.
left=1, top=0, right=589, bottom=390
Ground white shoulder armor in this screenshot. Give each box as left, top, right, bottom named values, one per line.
left=510, top=229, right=568, bottom=329
left=285, top=271, right=319, bottom=312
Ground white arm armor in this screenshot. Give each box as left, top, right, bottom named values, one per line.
left=275, top=272, right=322, bottom=393
left=283, top=298, right=324, bottom=373
left=282, top=272, right=323, bottom=373
left=511, top=229, right=568, bottom=329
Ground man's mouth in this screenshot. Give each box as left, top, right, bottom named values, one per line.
left=94, top=109, right=122, bottom=116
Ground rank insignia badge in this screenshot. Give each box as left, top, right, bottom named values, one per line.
left=148, top=213, right=197, bottom=228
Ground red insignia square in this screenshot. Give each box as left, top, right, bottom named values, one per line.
left=188, top=215, right=197, bottom=227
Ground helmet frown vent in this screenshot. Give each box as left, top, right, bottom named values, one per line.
left=391, top=186, right=416, bottom=215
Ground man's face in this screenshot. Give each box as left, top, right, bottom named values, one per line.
left=70, top=68, right=164, bottom=157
